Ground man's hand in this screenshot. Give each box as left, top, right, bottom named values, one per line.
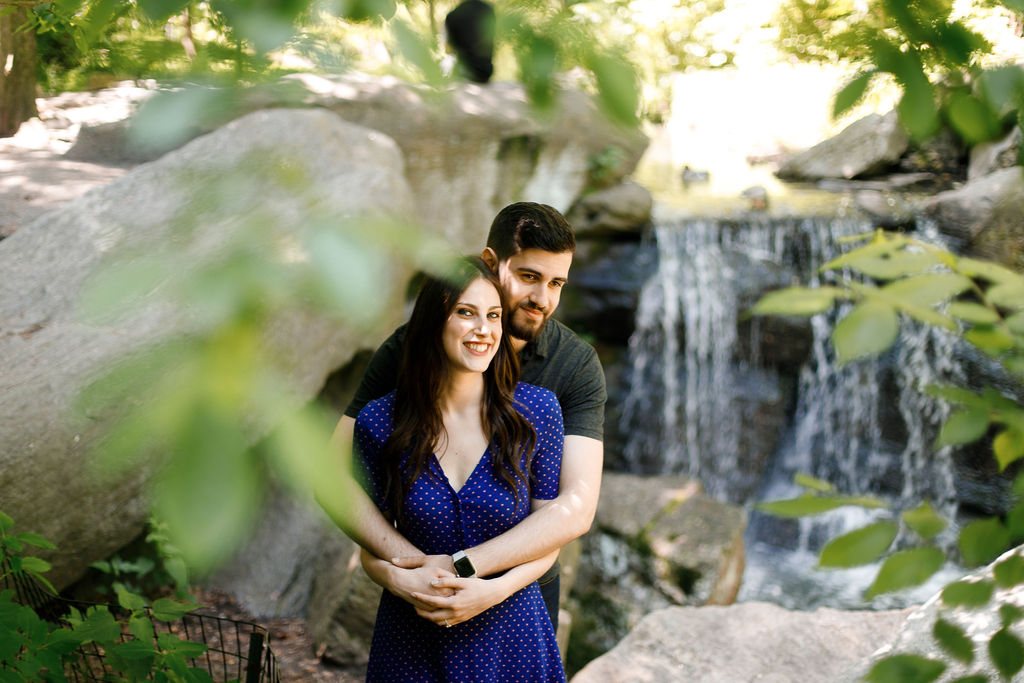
left=390, top=554, right=455, bottom=574
left=410, top=576, right=508, bottom=626
left=360, top=550, right=455, bottom=610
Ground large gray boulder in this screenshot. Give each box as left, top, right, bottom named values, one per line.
left=923, top=165, right=1024, bottom=270
left=776, top=111, right=910, bottom=181
left=571, top=602, right=910, bottom=682
left=67, top=75, right=649, bottom=253
left=0, top=108, right=413, bottom=588
left=568, top=473, right=746, bottom=667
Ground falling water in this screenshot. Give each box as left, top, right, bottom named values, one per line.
left=619, top=214, right=966, bottom=605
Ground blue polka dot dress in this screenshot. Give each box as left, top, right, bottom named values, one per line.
left=354, top=383, right=567, bottom=682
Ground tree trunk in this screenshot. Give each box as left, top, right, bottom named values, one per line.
left=0, top=6, right=38, bottom=138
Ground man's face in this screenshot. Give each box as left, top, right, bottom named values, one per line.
left=495, top=248, right=573, bottom=342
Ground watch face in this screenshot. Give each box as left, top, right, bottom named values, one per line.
left=453, top=555, right=475, bottom=577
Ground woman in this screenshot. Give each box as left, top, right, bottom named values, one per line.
left=353, top=256, right=566, bottom=682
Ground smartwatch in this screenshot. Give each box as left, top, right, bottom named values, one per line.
left=452, top=550, right=477, bottom=578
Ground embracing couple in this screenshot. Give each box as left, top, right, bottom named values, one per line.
left=321, top=202, right=606, bottom=681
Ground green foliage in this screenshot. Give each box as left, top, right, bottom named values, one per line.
left=865, top=653, right=946, bottom=683
left=751, top=230, right=1024, bottom=676
left=0, top=511, right=209, bottom=682
left=934, top=618, right=975, bottom=664
left=776, top=0, right=1023, bottom=147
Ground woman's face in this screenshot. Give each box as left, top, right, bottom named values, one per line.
left=442, top=277, right=503, bottom=374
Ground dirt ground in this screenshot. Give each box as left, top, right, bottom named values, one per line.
left=193, top=587, right=363, bottom=682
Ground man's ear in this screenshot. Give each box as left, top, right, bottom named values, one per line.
left=480, top=248, right=499, bottom=273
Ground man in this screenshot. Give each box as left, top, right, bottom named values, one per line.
left=320, top=202, right=605, bottom=628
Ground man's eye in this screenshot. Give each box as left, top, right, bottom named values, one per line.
left=550, top=281, right=564, bottom=289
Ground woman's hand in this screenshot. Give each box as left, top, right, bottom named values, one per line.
left=409, top=575, right=510, bottom=627
left=360, top=550, right=454, bottom=610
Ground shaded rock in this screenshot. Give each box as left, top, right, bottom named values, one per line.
left=776, top=111, right=909, bottom=181
left=0, top=108, right=413, bottom=589
left=839, top=545, right=1024, bottom=682
left=898, top=125, right=968, bottom=178
left=571, top=602, right=910, bottom=682
left=567, top=473, right=745, bottom=670
left=968, top=126, right=1022, bottom=181
left=853, top=189, right=917, bottom=228
left=923, top=166, right=1024, bottom=270
left=567, top=179, right=653, bottom=236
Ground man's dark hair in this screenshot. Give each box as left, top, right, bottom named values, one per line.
left=445, top=0, right=495, bottom=84
left=486, top=202, right=576, bottom=261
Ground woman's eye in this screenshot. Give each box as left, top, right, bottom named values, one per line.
left=458, top=308, right=473, bottom=316
left=487, top=312, right=501, bottom=319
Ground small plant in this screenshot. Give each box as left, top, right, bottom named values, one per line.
left=0, top=510, right=212, bottom=683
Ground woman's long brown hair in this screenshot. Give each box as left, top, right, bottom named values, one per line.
left=380, top=256, right=537, bottom=524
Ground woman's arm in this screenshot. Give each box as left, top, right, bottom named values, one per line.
left=407, top=498, right=561, bottom=627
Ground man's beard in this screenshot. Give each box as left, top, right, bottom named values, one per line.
left=508, top=303, right=547, bottom=343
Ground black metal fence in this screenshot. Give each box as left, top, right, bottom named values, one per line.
left=2, top=559, right=280, bottom=682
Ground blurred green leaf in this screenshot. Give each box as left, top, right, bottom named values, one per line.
left=157, top=632, right=208, bottom=657
left=866, top=546, right=945, bottom=597
left=942, top=578, right=995, bottom=607
left=1007, top=500, right=1024, bottom=542
left=1001, top=604, right=1024, bottom=627
left=959, top=517, right=1010, bottom=567
left=129, top=613, right=155, bottom=643
left=520, top=32, right=558, bottom=111
left=392, top=18, right=444, bottom=86
left=833, top=71, right=875, bottom=119
left=152, top=597, right=199, bottom=622
left=947, top=301, right=1000, bottom=325
left=901, top=502, right=946, bottom=540
left=946, top=90, right=1002, bottom=145
left=987, top=282, right=1024, bottom=310
left=851, top=251, right=944, bottom=281
left=137, top=0, right=189, bottom=22
left=865, top=653, right=945, bottom=683
left=960, top=257, right=1024, bottom=286
left=933, top=618, right=974, bottom=664
left=833, top=300, right=899, bottom=363
left=0, top=511, right=12, bottom=533
left=116, top=585, right=146, bottom=612
left=949, top=675, right=986, bottom=683
left=1004, top=311, right=1024, bottom=334
left=882, top=273, right=973, bottom=308
left=14, top=533, right=56, bottom=550
left=897, top=66, right=941, bottom=141
left=935, top=407, right=989, bottom=448
left=589, top=51, right=640, bottom=126
left=821, top=234, right=907, bottom=273
left=819, top=521, right=898, bottom=568
left=336, top=0, right=396, bottom=23
left=794, top=473, right=835, bottom=493
left=756, top=493, right=886, bottom=518
left=74, top=607, right=123, bottom=643
left=18, top=557, right=51, bottom=576
left=977, top=64, right=1024, bottom=118
left=994, top=428, right=1024, bottom=471
left=990, top=627, right=1024, bottom=679
left=113, top=638, right=157, bottom=661
left=749, top=287, right=844, bottom=317
left=994, top=553, right=1024, bottom=588
left=965, top=324, right=1015, bottom=356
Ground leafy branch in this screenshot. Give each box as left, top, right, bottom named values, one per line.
left=751, top=229, right=1024, bottom=680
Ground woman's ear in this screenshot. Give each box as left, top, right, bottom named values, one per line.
left=480, top=248, right=499, bottom=273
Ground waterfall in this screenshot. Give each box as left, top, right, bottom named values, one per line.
left=620, top=214, right=963, bottom=521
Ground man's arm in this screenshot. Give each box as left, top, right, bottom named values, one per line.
left=393, top=435, right=602, bottom=575
left=315, top=415, right=421, bottom=559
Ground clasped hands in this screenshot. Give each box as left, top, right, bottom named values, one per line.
left=385, top=554, right=499, bottom=628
